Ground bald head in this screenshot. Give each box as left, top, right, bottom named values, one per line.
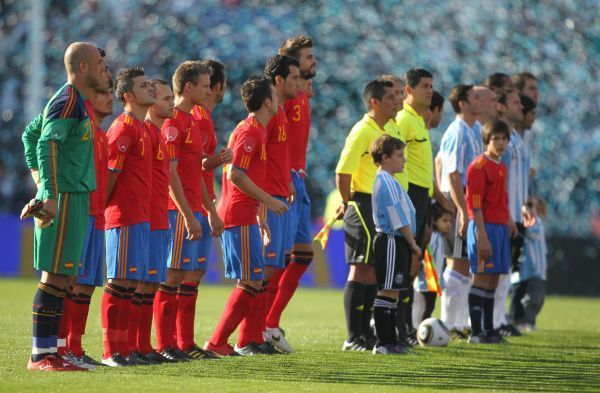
left=64, top=42, right=105, bottom=93
left=64, top=42, right=98, bottom=73
left=474, top=85, right=497, bottom=124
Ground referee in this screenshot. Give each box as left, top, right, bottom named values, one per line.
left=335, top=79, right=400, bottom=351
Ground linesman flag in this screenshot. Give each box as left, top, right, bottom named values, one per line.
left=423, top=246, right=442, bottom=296
left=313, top=216, right=338, bottom=250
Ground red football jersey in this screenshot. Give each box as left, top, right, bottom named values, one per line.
left=145, top=120, right=170, bottom=230
left=466, top=155, right=509, bottom=224
left=264, top=106, right=291, bottom=197
left=191, top=104, right=217, bottom=215
left=104, top=112, right=153, bottom=229
left=90, top=126, right=108, bottom=229
left=217, top=115, right=267, bottom=228
left=284, top=90, right=311, bottom=171
left=162, top=107, right=205, bottom=213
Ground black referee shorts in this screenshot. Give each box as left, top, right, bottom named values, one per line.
left=373, top=233, right=411, bottom=291
left=343, top=192, right=376, bottom=265
left=407, top=183, right=431, bottom=249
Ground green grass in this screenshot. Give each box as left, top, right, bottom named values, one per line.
left=1, top=279, right=599, bottom=392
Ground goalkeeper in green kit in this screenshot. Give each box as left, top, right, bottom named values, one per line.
left=23, top=42, right=107, bottom=371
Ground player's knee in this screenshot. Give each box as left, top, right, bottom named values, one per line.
left=293, top=250, right=313, bottom=266
left=236, top=280, right=262, bottom=293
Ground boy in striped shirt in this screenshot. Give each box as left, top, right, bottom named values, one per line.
left=370, top=135, right=421, bottom=355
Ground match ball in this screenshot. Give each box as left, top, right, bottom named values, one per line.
left=416, top=318, right=451, bottom=347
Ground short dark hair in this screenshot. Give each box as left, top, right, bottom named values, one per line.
left=279, top=36, right=313, bottom=59
left=201, top=60, right=226, bottom=89
left=519, top=93, right=536, bottom=115
left=264, top=55, right=300, bottom=85
left=512, top=72, right=537, bottom=91
left=494, top=87, right=517, bottom=106
left=430, top=90, right=444, bottom=112
left=149, top=79, right=170, bottom=88
left=448, top=84, right=473, bottom=114
left=240, top=76, right=273, bottom=113
left=431, top=202, right=452, bottom=226
left=485, top=72, right=511, bottom=90
left=172, top=61, right=212, bottom=96
left=482, top=118, right=511, bottom=145
left=115, top=66, right=144, bottom=106
left=363, top=79, right=393, bottom=110
left=405, top=68, right=433, bottom=88
left=371, top=135, right=405, bottom=165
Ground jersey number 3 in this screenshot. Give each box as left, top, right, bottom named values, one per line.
left=292, top=105, right=301, bottom=122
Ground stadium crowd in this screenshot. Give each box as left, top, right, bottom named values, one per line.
left=1, top=0, right=599, bottom=237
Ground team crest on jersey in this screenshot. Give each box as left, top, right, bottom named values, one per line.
left=395, top=273, right=404, bottom=285
left=117, top=136, right=131, bottom=152
left=243, top=137, right=256, bottom=152
left=165, top=126, right=178, bottom=142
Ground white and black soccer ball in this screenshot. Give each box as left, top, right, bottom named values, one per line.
left=416, top=318, right=451, bottom=347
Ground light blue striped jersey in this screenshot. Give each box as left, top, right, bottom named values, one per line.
left=502, top=129, right=530, bottom=222
left=372, top=169, right=416, bottom=237
left=512, top=216, right=547, bottom=282
left=439, top=116, right=483, bottom=192
left=414, top=230, right=445, bottom=292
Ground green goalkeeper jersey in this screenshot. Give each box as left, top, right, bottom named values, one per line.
left=35, top=83, right=96, bottom=200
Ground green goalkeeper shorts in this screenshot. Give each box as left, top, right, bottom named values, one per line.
left=34, top=192, right=90, bottom=276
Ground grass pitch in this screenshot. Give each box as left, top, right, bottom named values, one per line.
left=0, top=279, right=598, bottom=392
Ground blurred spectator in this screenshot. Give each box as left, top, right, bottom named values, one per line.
left=0, top=0, right=598, bottom=237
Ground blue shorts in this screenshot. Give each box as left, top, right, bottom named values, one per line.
left=221, top=225, right=264, bottom=281
left=144, top=229, right=169, bottom=283
left=285, top=172, right=312, bottom=249
left=467, top=221, right=510, bottom=274
left=264, top=196, right=290, bottom=269
left=77, top=216, right=105, bottom=287
left=167, top=210, right=212, bottom=271
left=106, top=222, right=150, bottom=280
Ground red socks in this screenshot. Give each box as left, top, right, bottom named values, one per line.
left=57, top=291, right=73, bottom=355
left=209, top=284, right=257, bottom=348
left=67, top=293, right=92, bottom=357
left=137, top=293, right=155, bottom=355
left=176, top=282, right=199, bottom=350
left=259, top=269, right=284, bottom=335
left=153, top=284, right=177, bottom=352
left=127, top=293, right=143, bottom=353
left=101, top=283, right=126, bottom=359
left=266, top=261, right=309, bottom=328
left=238, top=289, right=264, bottom=348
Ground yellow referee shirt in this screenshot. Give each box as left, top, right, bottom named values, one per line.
left=336, top=114, right=408, bottom=194
left=396, top=101, right=433, bottom=194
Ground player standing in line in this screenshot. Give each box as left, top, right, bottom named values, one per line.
left=485, top=72, right=513, bottom=91
left=127, top=79, right=176, bottom=364
left=204, top=77, right=287, bottom=356
left=100, top=67, right=154, bottom=366
left=25, top=42, right=104, bottom=371
left=438, top=84, right=483, bottom=339
left=512, top=72, right=538, bottom=103
left=380, top=74, right=406, bottom=109
left=513, top=72, right=539, bottom=181
left=236, top=54, right=300, bottom=355
left=335, top=80, right=400, bottom=351
left=465, top=119, right=511, bottom=344
left=174, top=60, right=232, bottom=358
left=395, top=69, right=450, bottom=345
left=153, top=61, right=223, bottom=361
left=493, top=88, right=529, bottom=337
left=263, top=36, right=317, bottom=351
left=370, top=135, right=421, bottom=355
left=61, top=82, right=113, bottom=370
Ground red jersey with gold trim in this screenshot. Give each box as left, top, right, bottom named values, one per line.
left=145, top=120, right=170, bottom=230
left=284, top=90, right=311, bottom=171
left=192, top=104, right=217, bottom=215
left=217, top=115, right=267, bottom=228
left=90, top=125, right=108, bottom=229
left=264, top=106, right=291, bottom=197
left=105, top=112, right=153, bottom=228
left=162, top=107, right=205, bottom=212
left=466, top=154, right=509, bottom=224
